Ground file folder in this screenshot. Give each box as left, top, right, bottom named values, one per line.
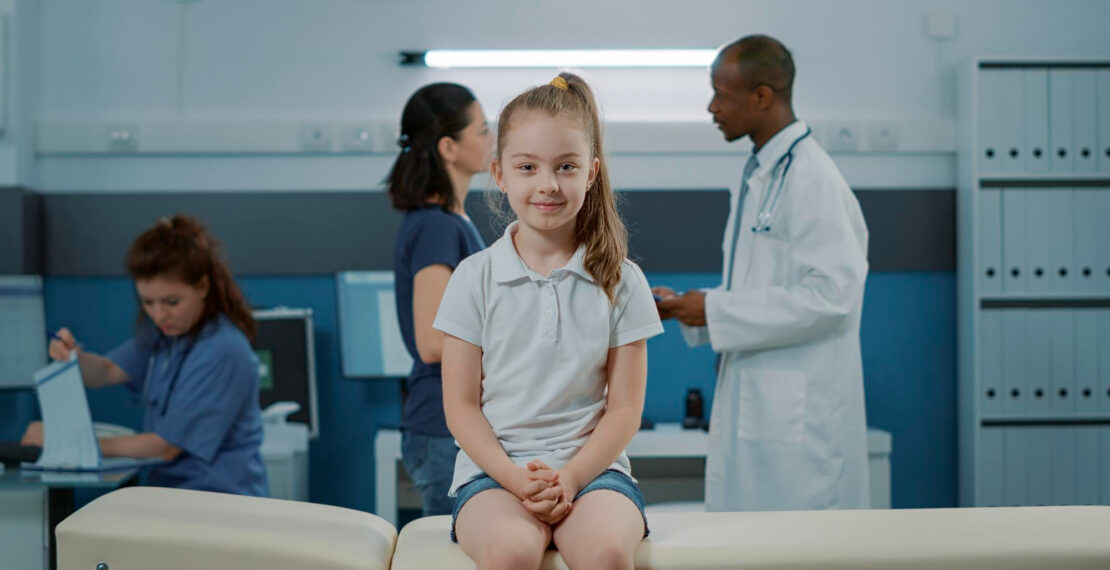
left=1001, top=189, right=1028, bottom=294
left=1101, top=426, right=1110, bottom=504
left=980, top=309, right=1004, bottom=416
left=1049, top=69, right=1075, bottom=173
left=1098, top=70, right=1110, bottom=173
left=1024, top=189, right=1053, bottom=295
left=1099, top=192, right=1110, bottom=295
left=1072, top=189, right=1101, bottom=294
left=1001, top=309, right=1029, bottom=416
left=1023, top=68, right=1050, bottom=173
left=1074, top=310, right=1100, bottom=414
left=1072, top=70, right=1098, bottom=173
left=1003, top=427, right=1029, bottom=506
left=1050, top=426, right=1076, bottom=506
left=979, top=69, right=1003, bottom=173
left=979, top=188, right=1003, bottom=295
left=1025, top=309, right=1052, bottom=415
left=1026, top=427, right=1052, bottom=506
left=998, top=69, right=1026, bottom=173
left=1074, top=426, right=1099, bottom=505
left=1099, top=310, right=1110, bottom=413
left=978, top=427, right=1004, bottom=507
left=1046, top=189, right=1075, bottom=294
left=1049, top=309, right=1076, bottom=415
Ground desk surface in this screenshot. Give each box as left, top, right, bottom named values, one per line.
left=0, top=467, right=140, bottom=489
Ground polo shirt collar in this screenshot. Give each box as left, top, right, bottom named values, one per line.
left=490, top=222, right=594, bottom=284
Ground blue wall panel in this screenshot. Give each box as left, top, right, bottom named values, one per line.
left=0, top=271, right=956, bottom=512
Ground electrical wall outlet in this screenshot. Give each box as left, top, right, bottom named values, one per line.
left=823, top=121, right=863, bottom=152
left=299, top=123, right=333, bottom=152
left=868, top=122, right=900, bottom=151
left=340, top=124, right=374, bottom=152
left=105, top=124, right=139, bottom=152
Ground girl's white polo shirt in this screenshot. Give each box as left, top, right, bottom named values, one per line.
left=434, top=222, right=664, bottom=496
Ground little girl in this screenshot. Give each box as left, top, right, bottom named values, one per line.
left=435, top=72, right=663, bottom=570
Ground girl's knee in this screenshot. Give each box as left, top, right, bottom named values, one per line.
left=563, top=541, right=634, bottom=570
left=477, top=539, right=545, bottom=570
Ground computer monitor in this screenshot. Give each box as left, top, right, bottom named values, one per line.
left=252, top=307, right=319, bottom=439
left=0, top=275, right=47, bottom=389
left=336, top=271, right=413, bottom=378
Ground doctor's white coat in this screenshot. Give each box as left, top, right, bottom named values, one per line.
left=682, top=120, right=871, bottom=512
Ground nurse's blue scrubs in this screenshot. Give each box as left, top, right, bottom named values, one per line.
left=107, top=314, right=268, bottom=496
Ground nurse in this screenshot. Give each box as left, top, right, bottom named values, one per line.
left=22, top=215, right=268, bottom=496
left=655, top=35, right=871, bottom=511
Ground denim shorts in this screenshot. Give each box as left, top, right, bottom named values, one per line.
left=450, top=469, right=649, bottom=542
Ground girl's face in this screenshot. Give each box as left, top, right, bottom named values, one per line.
left=135, top=275, right=209, bottom=337
left=493, top=111, right=599, bottom=235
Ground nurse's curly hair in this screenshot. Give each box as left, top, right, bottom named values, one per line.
left=126, top=215, right=256, bottom=342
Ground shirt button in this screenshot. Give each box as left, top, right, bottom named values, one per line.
left=545, top=309, right=554, bottom=317
left=545, top=288, right=554, bottom=296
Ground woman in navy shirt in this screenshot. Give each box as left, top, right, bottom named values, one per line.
left=388, top=83, right=491, bottom=516
left=23, top=215, right=267, bottom=496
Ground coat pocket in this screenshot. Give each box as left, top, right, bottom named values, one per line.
left=737, top=369, right=807, bottom=443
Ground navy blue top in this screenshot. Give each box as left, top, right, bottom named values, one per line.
left=394, top=204, right=486, bottom=436
left=107, top=314, right=268, bottom=497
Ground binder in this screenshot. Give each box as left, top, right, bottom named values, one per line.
left=998, top=69, right=1026, bottom=172
left=1072, top=70, right=1098, bottom=173
left=1001, top=309, right=1028, bottom=416
left=1050, top=427, right=1076, bottom=505
left=1098, top=70, right=1110, bottom=174
left=1074, top=309, right=1100, bottom=414
left=979, top=69, right=1003, bottom=173
left=1024, top=189, right=1053, bottom=294
left=1046, top=189, right=1075, bottom=293
left=1074, top=426, right=1099, bottom=505
left=978, top=427, right=1004, bottom=507
left=1049, top=309, right=1076, bottom=415
left=1049, top=69, right=1075, bottom=173
left=980, top=309, right=1004, bottom=416
left=1100, top=191, right=1110, bottom=295
left=979, top=188, right=1003, bottom=295
left=1026, top=427, right=1052, bottom=506
left=1003, top=427, right=1029, bottom=506
left=1099, top=309, right=1110, bottom=413
left=1023, top=68, right=1050, bottom=173
left=1025, top=309, right=1052, bottom=415
left=1072, top=189, right=1100, bottom=294
left=1101, top=426, right=1110, bottom=505
left=1001, top=188, right=1028, bottom=294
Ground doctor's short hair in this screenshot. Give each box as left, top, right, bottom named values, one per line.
left=719, top=34, right=795, bottom=104
left=127, top=215, right=256, bottom=342
left=492, top=71, right=628, bottom=302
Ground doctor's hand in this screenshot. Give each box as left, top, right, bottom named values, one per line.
left=652, top=287, right=678, bottom=320
left=520, top=460, right=572, bottom=524
left=48, top=327, right=79, bottom=361
left=21, top=421, right=44, bottom=447
left=656, top=290, right=707, bottom=327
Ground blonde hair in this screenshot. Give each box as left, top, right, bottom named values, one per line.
left=494, top=72, right=627, bottom=301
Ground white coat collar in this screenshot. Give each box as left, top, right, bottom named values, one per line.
left=749, top=120, right=808, bottom=181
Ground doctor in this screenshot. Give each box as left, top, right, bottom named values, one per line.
left=654, top=35, right=870, bottom=511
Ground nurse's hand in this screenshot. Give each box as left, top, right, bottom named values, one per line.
left=21, top=421, right=44, bottom=447
left=657, top=290, right=707, bottom=327
left=48, top=327, right=79, bottom=360
left=651, top=287, right=678, bottom=320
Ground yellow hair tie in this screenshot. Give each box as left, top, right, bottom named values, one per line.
left=549, top=76, right=569, bottom=90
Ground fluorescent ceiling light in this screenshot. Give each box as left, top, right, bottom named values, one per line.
left=401, top=49, right=717, bottom=69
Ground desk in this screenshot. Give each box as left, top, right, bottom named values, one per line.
left=0, top=467, right=139, bottom=570
left=374, top=425, right=892, bottom=526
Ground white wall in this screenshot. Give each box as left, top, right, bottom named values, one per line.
left=31, top=0, right=1110, bottom=191
left=0, top=0, right=41, bottom=186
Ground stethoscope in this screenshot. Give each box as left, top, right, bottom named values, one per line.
left=750, top=127, right=812, bottom=234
